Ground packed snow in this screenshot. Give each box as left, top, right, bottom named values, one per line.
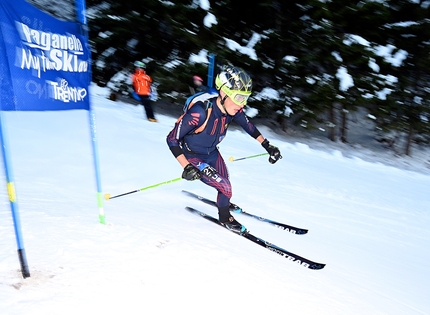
left=1, top=84, right=429, bottom=315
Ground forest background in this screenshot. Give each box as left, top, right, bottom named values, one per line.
left=28, top=0, right=430, bottom=157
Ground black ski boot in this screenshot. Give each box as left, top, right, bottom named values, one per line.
left=221, top=216, right=248, bottom=234
left=219, top=205, right=247, bottom=234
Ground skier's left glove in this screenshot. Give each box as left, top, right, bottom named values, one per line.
left=261, top=139, right=282, bottom=164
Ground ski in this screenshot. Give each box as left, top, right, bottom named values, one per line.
left=185, top=206, right=325, bottom=270
left=182, top=190, right=308, bottom=235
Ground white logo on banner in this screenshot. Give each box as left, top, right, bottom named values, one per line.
left=15, top=22, right=89, bottom=79
left=47, top=79, right=87, bottom=103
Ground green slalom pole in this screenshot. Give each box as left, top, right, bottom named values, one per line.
left=104, top=177, right=182, bottom=200
left=228, top=153, right=269, bottom=162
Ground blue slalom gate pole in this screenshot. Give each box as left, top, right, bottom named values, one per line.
left=207, top=53, right=215, bottom=88
left=75, top=0, right=106, bottom=224
left=88, top=110, right=105, bottom=224
left=0, top=112, right=30, bottom=278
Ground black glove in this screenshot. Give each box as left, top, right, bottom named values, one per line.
left=261, top=139, right=282, bottom=164
left=182, top=164, right=201, bottom=181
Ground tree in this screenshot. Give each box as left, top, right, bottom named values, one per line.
left=369, top=0, right=430, bottom=155
left=88, top=0, right=210, bottom=89
left=81, top=0, right=430, bottom=155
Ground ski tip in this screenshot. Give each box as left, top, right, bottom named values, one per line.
left=309, top=263, right=326, bottom=270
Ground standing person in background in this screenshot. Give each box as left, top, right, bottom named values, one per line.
left=132, top=61, right=157, bottom=122
left=192, top=75, right=209, bottom=94
left=166, top=66, right=282, bottom=234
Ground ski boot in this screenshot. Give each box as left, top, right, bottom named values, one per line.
left=221, top=216, right=248, bottom=235
left=229, top=202, right=242, bottom=213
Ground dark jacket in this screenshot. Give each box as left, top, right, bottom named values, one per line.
left=166, top=97, right=261, bottom=157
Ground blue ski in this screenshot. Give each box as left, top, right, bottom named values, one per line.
left=182, top=190, right=308, bottom=235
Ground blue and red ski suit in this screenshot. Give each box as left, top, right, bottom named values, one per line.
left=166, top=95, right=262, bottom=211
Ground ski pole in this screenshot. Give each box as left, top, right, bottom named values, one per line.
left=228, top=152, right=269, bottom=162
left=104, top=177, right=182, bottom=200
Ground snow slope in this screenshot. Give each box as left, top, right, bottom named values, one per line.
left=1, top=84, right=429, bottom=315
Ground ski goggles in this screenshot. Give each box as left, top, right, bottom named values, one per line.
left=229, top=91, right=251, bottom=106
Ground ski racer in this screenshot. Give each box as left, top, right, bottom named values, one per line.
left=166, top=66, right=282, bottom=233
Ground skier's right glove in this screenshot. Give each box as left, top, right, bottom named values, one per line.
left=261, top=139, right=282, bottom=164
left=182, top=163, right=202, bottom=181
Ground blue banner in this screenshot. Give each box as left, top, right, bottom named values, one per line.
left=0, top=0, right=91, bottom=111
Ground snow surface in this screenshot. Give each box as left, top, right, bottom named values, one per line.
left=1, top=84, right=430, bottom=315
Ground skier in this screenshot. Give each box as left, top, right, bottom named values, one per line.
left=166, top=66, right=282, bottom=233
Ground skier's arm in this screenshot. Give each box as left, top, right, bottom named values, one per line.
left=256, top=135, right=265, bottom=144
left=176, top=154, right=189, bottom=168
left=166, top=104, right=206, bottom=167
left=234, top=110, right=282, bottom=164
left=131, top=75, right=137, bottom=92
left=233, top=109, right=262, bottom=139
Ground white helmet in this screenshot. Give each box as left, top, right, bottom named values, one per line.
left=134, top=61, right=146, bottom=68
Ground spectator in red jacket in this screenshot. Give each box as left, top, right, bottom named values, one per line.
left=132, top=61, right=157, bottom=122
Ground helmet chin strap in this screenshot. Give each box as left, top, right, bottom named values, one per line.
left=217, top=83, right=231, bottom=114
left=219, top=94, right=229, bottom=114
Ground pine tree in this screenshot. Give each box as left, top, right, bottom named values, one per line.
left=368, top=0, right=430, bottom=155
left=81, top=0, right=430, bottom=155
